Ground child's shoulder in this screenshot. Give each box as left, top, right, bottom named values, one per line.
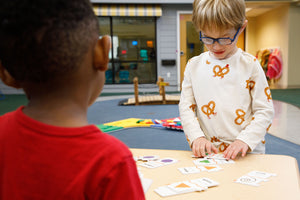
left=187, top=51, right=209, bottom=65
left=239, top=49, right=259, bottom=65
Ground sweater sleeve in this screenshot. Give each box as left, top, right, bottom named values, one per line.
left=236, top=60, right=274, bottom=151
left=99, top=155, right=145, bottom=200
left=179, top=62, right=206, bottom=147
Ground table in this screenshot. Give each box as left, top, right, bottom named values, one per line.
left=131, top=148, right=300, bottom=200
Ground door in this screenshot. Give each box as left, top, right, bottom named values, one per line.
left=179, top=13, right=245, bottom=89
left=179, top=14, right=204, bottom=89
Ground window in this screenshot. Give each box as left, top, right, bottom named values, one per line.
left=98, top=17, right=157, bottom=84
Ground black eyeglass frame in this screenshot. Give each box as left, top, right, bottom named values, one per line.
left=199, top=27, right=241, bottom=45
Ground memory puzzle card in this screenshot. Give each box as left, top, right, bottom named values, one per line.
left=138, top=155, right=159, bottom=161
left=205, top=153, right=227, bottom=160
left=205, top=154, right=235, bottom=164
left=197, top=165, right=223, bottom=172
left=193, top=158, right=217, bottom=165
left=157, top=157, right=178, bottom=165
left=155, top=181, right=206, bottom=197
left=247, top=171, right=277, bottom=180
left=178, top=167, right=201, bottom=174
left=138, top=161, right=164, bottom=168
left=235, top=175, right=265, bottom=187
left=190, top=177, right=219, bottom=188
left=138, top=157, right=178, bottom=168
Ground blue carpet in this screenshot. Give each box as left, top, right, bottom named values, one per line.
left=88, top=99, right=300, bottom=169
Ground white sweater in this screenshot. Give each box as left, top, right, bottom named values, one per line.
left=179, top=48, right=274, bottom=153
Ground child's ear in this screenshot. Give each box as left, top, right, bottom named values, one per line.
left=93, top=35, right=111, bottom=71
left=240, top=20, right=248, bottom=33
left=0, top=61, right=21, bottom=88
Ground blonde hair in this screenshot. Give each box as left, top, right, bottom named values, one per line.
left=192, top=0, right=246, bottom=32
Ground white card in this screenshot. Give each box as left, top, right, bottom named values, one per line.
left=206, top=153, right=227, bottom=160
left=178, top=167, right=201, bottom=174
left=214, top=159, right=235, bottom=164
left=191, top=177, right=219, bottom=188
left=138, top=161, right=164, bottom=168
left=157, top=157, right=178, bottom=165
left=167, top=181, right=199, bottom=194
left=141, top=178, right=152, bottom=193
left=198, top=165, right=223, bottom=172
left=155, top=186, right=178, bottom=197
left=235, top=175, right=264, bottom=187
left=193, top=158, right=217, bottom=165
left=139, top=155, right=159, bottom=161
left=155, top=178, right=218, bottom=197
left=247, top=171, right=276, bottom=179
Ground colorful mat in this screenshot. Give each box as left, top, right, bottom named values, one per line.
left=97, top=117, right=183, bottom=133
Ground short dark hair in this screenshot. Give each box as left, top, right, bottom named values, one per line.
left=0, top=0, right=99, bottom=83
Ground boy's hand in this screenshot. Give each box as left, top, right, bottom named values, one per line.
left=192, top=137, right=218, bottom=157
left=223, top=140, right=249, bottom=160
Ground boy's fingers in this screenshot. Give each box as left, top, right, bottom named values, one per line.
left=200, top=145, right=206, bottom=157
left=212, top=145, right=218, bottom=154
left=206, top=143, right=212, bottom=155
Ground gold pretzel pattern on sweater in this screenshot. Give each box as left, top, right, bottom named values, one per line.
left=246, top=78, right=256, bottom=91
left=189, top=104, right=197, bottom=113
left=210, top=136, right=220, bottom=143
left=264, top=87, right=272, bottom=102
left=234, top=109, right=246, bottom=125
left=219, top=142, right=229, bottom=152
left=213, top=64, right=229, bottom=78
left=201, top=101, right=217, bottom=119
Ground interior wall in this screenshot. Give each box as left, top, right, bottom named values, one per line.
left=288, top=4, right=300, bottom=88
left=246, top=5, right=289, bottom=89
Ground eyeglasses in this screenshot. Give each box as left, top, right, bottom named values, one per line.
left=199, top=27, right=241, bottom=45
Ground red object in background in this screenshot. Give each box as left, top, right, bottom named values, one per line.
left=121, top=50, right=127, bottom=55
left=266, top=48, right=282, bottom=79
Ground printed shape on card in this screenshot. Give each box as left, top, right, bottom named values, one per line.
left=139, top=155, right=159, bottom=161
left=158, top=158, right=178, bottom=165
left=168, top=181, right=200, bottom=194
left=235, top=175, right=265, bottom=187
left=198, top=165, right=223, bottom=172
left=193, top=158, right=217, bottom=165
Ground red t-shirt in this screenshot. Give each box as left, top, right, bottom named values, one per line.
left=0, top=107, right=145, bottom=200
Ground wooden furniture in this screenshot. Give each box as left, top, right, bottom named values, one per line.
left=131, top=148, right=300, bottom=200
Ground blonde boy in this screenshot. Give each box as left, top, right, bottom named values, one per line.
left=179, top=0, right=274, bottom=160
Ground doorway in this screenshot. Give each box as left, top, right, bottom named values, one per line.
left=178, top=13, right=245, bottom=89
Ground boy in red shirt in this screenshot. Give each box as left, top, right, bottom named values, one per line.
left=0, top=0, right=145, bottom=199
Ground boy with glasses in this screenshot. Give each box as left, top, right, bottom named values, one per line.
left=179, top=0, right=274, bottom=160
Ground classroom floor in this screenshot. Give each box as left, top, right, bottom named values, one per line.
left=95, top=95, right=300, bottom=145
left=89, top=94, right=300, bottom=169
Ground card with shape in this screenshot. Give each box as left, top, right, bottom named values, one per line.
left=138, top=155, right=159, bottom=161
left=138, top=161, right=164, bottom=168
left=247, top=171, right=276, bottom=180
left=198, top=165, right=223, bottom=172
left=193, top=158, right=217, bottom=165
left=178, top=167, right=201, bottom=175
left=168, top=181, right=203, bottom=194
left=235, top=175, right=265, bottom=187
left=157, top=157, right=178, bottom=165
left=190, top=177, right=219, bottom=188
